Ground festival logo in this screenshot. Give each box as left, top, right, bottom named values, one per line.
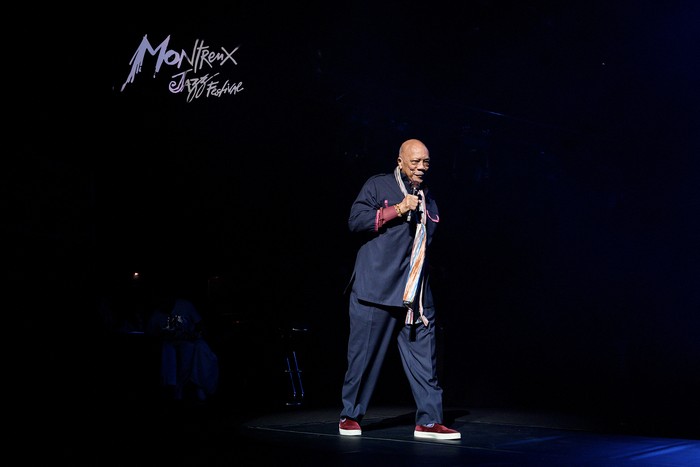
left=120, top=35, right=244, bottom=102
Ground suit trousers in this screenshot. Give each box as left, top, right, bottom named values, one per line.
left=340, top=289, right=444, bottom=426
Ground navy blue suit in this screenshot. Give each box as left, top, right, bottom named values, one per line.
left=341, top=171, right=445, bottom=426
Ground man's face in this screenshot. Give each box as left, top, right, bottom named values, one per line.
left=398, top=147, right=430, bottom=186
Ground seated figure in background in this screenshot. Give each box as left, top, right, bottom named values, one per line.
left=147, top=293, right=219, bottom=402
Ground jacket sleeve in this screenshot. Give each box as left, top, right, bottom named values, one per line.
left=348, top=176, right=398, bottom=233
left=348, top=176, right=384, bottom=233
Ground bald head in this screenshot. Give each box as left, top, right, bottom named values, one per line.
left=397, top=139, right=430, bottom=186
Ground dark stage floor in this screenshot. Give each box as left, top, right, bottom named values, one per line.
left=44, top=394, right=700, bottom=467
left=17, top=329, right=698, bottom=466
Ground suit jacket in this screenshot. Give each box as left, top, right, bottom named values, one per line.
left=347, top=171, right=439, bottom=308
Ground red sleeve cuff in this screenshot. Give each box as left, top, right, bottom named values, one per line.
left=376, top=204, right=400, bottom=230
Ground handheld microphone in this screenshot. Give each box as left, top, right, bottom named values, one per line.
left=406, top=184, right=418, bottom=222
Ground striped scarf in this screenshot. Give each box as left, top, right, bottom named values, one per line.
left=394, top=167, right=429, bottom=327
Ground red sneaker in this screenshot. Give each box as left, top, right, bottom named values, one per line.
left=414, top=423, right=461, bottom=440
left=339, top=417, right=362, bottom=436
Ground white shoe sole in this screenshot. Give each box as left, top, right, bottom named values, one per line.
left=414, top=431, right=461, bottom=440
left=339, top=429, right=362, bottom=436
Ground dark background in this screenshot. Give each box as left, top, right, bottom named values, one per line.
left=10, top=1, right=700, bottom=434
